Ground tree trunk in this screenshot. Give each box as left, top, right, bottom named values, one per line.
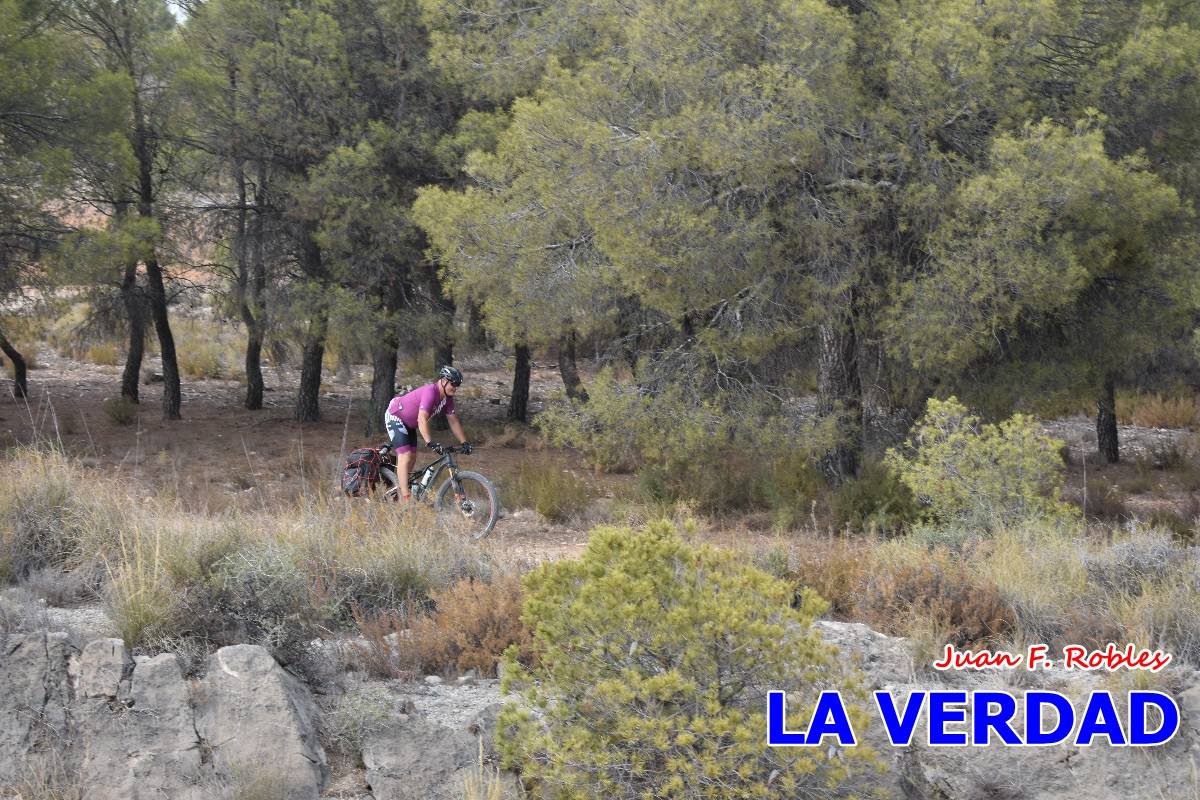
left=294, top=224, right=328, bottom=423
left=233, top=146, right=265, bottom=411
left=295, top=313, right=327, bottom=423
left=1097, top=376, right=1119, bottom=464
left=466, top=302, right=488, bottom=350
left=119, top=258, right=145, bottom=402
left=816, top=317, right=863, bottom=484
left=145, top=256, right=181, bottom=420
left=558, top=328, right=588, bottom=402
left=243, top=161, right=269, bottom=410
left=432, top=325, right=454, bottom=432
left=244, top=325, right=265, bottom=410
left=130, top=78, right=180, bottom=419
left=366, top=332, right=397, bottom=437
left=508, top=343, right=531, bottom=423
left=0, top=328, right=27, bottom=399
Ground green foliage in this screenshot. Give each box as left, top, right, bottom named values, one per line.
left=102, top=396, right=139, bottom=426
left=535, top=370, right=656, bottom=472
left=502, top=460, right=595, bottom=522
left=888, top=120, right=1194, bottom=418
left=499, top=522, right=872, bottom=798
left=748, top=452, right=826, bottom=530
left=887, top=397, right=1075, bottom=530
left=830, top=460, right=917, bottom=535
left=539, top=370, right=836, bottom=516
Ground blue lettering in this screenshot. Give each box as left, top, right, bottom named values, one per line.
left=874, top=691, right=925, bottom=746
left=928, top=691, right=968, bottom=746
left=1075, top=691, right=1127, bottom=746
left=767, top=691, right=856, bottom=746
left=1129, top=691, right=1179, bottom=746
left=767, top=691, right=806, bottom=746
left=807, top=691, right=858, bottom=746
left=1025, top=691, right=1075, bottom=745
left=972, top=692, right=1020, bottom=745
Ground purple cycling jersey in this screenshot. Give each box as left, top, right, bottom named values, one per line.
left=386, top=383, right=455, bottom=429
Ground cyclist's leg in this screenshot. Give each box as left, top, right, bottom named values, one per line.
left=385, top=412, right=418, bottom=500
left=396, top=451, right=416, bottom=500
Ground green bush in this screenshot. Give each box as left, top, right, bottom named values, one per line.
left=498, top=522, right=872, bottom=798
left=886, top=397, right=1074, bottom=531
left=502, top=459, right=594, bottom=522
left=541, top=369, right=839, bottom=516
left=102, top=396, right=138, bottom=426
left=537, top=369, right=713, bottom=473
left=830, top=460, right=917, bottom=534
left=753, top=452, right=826, bottom=529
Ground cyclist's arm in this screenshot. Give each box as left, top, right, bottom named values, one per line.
left=447, top=413, right=467, bottom=445
left=416, top=409, right=435, bottom=446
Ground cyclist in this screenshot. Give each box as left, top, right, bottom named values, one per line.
left=384, top=365, right=471, bottom=501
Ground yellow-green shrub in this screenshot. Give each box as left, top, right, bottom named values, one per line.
left=499, top=522, right=872, bottom=797
left=535, top=369, right=667, bottom=472
left=887, top=397, right=1074, bottom=531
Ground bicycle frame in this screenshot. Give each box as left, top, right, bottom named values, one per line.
left=381, top=446, right=468, bottom=500
left=409, top=454, right=451, bottom=499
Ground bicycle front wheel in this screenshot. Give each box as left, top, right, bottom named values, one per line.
left=434, top=471, right=499, bottom=539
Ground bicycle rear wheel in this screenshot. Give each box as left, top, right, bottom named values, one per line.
left=378, top=467, right=404, bottom=502
left=434, top=471, right=499, bottom=539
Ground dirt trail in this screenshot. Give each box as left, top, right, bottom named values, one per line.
left=0, top=350, right=618, bottom=560
left=6, top=349, right=1196, bottom=558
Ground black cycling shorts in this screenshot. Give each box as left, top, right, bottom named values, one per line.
left=384, top=410, right=418, bottom=453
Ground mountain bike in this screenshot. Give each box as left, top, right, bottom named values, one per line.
left=377, top=444, right=500, bottom=540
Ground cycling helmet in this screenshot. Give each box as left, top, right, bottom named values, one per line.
left=438, top=365, right=464, bottom=386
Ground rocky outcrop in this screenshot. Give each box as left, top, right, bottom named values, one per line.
left=0, top=635, right=328, bottom=798
left=364, top=715, right=479, bottom=800
left=77, top=646, right=206, bottom=800
left=0, top=631, right=74, bottom=786
left=196, top=644, right=330, bottom=799
left=8, top=623, right=1200, bottom=800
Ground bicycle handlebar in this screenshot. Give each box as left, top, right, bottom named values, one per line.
left=377, top=443, right=476, bottom=455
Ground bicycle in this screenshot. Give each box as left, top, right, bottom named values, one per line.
left=376, top=444, right=500, bottom=540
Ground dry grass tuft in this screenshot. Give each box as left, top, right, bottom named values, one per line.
left=501, top=459, right=593, bottom=522
left=82, top=342, right=119, bottom=366
left=1119, top=391, right=1199, bottom=429
left=769, top=535, right=871, bottom=617
left=411, top=573, right=532, bottom=677
left=350, top=605, right=418, bottom=680
left=854, top=545, right=1016, bottom=648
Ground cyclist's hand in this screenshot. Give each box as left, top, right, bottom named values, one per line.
left=427, top=441, right=444, bottom=454
left=459, top=442, right=473, bottom=455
